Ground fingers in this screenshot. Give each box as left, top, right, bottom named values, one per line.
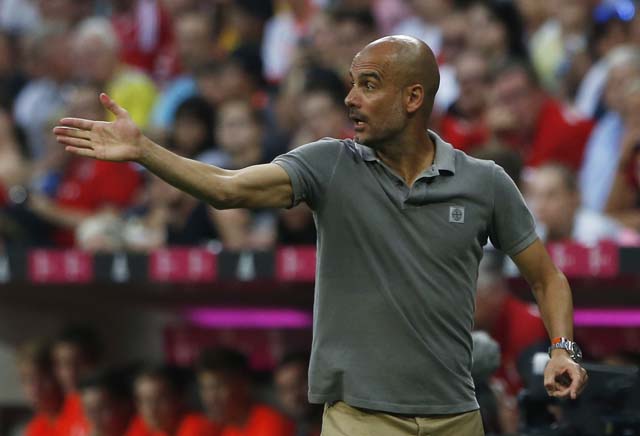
left=56, top=135, right=92, bottom=149
left=65, top=146, right=97, bottom=158
left=99, top=93, right=128, bottom=118
left=57, top=118, right=96, bottom=130
left=545, top=366, right=589, bottom=399
left=53, top=126, right=92, bottom=139
left=570, top=367, right=589, bottom=399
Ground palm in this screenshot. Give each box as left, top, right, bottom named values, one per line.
left=54, top=93, right=144, bottom=162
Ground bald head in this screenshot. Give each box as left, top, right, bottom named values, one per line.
left=357, top=36, right=440, bottom=103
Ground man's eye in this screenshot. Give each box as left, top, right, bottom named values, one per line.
left=366, top=82, right=375, bottom=90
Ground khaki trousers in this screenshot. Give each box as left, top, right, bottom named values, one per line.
left=321, top=401, right=484, bottom=436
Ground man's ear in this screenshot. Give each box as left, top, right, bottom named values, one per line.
left=405, top=84, right=424, bottom=114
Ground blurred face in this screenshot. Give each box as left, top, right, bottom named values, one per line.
left=82, top=388, right=132, bottom=436
left=490, top=69, right=540, bottom=134
left=301, top=92, right=347, bottom=139
left=344, top=46, right=407, bottom=147
left=135, top=376, right=181, bottom=433
left=440, top=13, right=468, bottom=64
left=53, top=343, right=88, bottom=393
left=408, top=0, right=451, bottom=21
left=216, top=101, right=261, bottom=155
left=175, top=15, right=213, bottom=70
left=274, top=362, right=309, bottom=419
left=44, top=34, right=73, bottom=82
left=174, top=114, right=208, bottom=156
left=72, top=36, right=117, bottom=84
left=455, top=53, right=489, bottom=115
left=554, top=0, right=590, bottom=33
left=197, top=371, right=248, bottom=423
left=526, top=168, right=579, bottom=241
left=18, top=363, right=61, bottom=412
left=467, top=4, right=507, bottom=58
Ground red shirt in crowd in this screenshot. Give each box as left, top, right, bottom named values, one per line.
left=111, top=0, right=177, bottom=82
left=56, top=393, right=89, bottom=436
left=220, top=405, right=294, bottom=436
left=25, top=413, right=60, bottom=436
left=176, top=413, right=220, bottom=436
left=439, top=113, right=490, bottom=153
left=490, top=294, right=548, bottom=394
left=500, top=98, right=594, bottom=171
left=53, top=158, right=141, bottom=246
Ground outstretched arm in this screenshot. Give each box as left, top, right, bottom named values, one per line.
left=511, top=239, right=588, bottom=400
left=54, top=94, right=293, bottom=210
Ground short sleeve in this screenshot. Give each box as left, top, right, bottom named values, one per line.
left=488, top=165, right=538, bottom=256
left=271, top=139, right=343, bottom=210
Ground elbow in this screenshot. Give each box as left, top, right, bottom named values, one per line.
left=207, top=176, right=242, bottom=210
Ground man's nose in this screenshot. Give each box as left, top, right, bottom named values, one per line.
left=344, top=87, right=359, bottom=108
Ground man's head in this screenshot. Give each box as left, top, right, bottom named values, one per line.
left=16, top=340, right=64, bottom=414
left=344, top=35, right=440, bottom=147
left=455, top=50, right=490, bottom=117
left=79, top=368, right=134, bottom=436
left=174, top=13, right=216, bottom=72
left=53, top=324, right=102, bottom=393
left=489, top=59, right=543, bottom=136
left=525, top=164, right=580, bottom=242
left=195, top=347, right=252, bottom=424
left=72, top=17, right=120, bottom=85
left=215, top=99, right=263, bottom=166
left=133, top=365, right=189, bottom=434
left=274, top=352, right=310, bottom=419
left=25, top=25, right=72, bottom=83
left=603, top=46, right=640, bottom=114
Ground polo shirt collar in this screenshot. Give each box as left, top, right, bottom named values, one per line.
left=357, top=130, right=456, bottom=175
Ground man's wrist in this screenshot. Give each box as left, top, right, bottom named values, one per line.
left=136, top=136, right=154, bottom=165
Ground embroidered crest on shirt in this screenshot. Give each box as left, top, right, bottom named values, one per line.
left=449, top=206, right=465, bottom=223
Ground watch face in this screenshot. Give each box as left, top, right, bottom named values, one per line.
left=571, top=342, right=583, bottom=362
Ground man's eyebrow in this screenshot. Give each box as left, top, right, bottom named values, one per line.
left=356, top=71, right=383, bottom=81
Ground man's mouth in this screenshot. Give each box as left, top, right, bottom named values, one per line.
left=349, top=113, right=367, bottom=130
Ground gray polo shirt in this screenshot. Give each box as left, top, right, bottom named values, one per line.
left=272, top=131, right=537, bottom=415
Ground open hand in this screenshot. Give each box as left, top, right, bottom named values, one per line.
left=544, top=352, right=588, bottom=399
left=53, top=93, right=145, bottom=162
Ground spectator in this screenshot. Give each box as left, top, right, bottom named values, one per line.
left=189, top=347, right=294, bottom=436
left=127, top=365, right=195, bottom=436
left=390, top=0, right=453, bottom=57
left=0, top=31, right=27, bottom=112
left=488, top=59, right=594, bottom=171
left=16, top=339, right=65, bottom=436
left=13, top=25, right=73, bottom=158
left=575, top=0, right=635, bottom=118
left=579, top=46, right=640, bottom=212
left=168, top=96, right=216, bottom=160
left=53, top=324, right=104, bottom=436
left=466, top=0, right=529, bottom=67
left=439, top=50, right=491, bottom=153
left=274, top=352, right=322, bottom=436
left=528, top=0, right=591, bottom=94
left=262, top=0, right=316, bottom=83
left=0, top=110, right=28, bottom=206
left=527, top=163, right=629, bottom=245
left=220, top=0, right=273, bottom=53
left=111, top=0, right=177, bottom=82
left=150, top=12, right=220, bottom=134
left=71, top=17, right=158, bottom=128
left=78, top=367, right=135, bottom=436
left=604, top=78, right=640, bottom=231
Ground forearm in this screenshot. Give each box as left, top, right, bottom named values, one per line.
left=137, top=137, right=237, bottom=208
left=531, top=269, right=574, bottom=341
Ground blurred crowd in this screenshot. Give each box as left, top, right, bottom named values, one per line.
left=0, top=0, right=639, bottom=252
left=14, top=325, right=323, bottom=436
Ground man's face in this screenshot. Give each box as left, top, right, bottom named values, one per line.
left=53, top=343, right=86, bottom=393
left=490, top=70, right=539, bottom=134
left=302, top=92, right=346, bottom=139
left=175, top=14, right=212, bottom=70
left=82, top=388, right=131, bottom=436
left=526, top=168, right=578, bottom=241
left=216, top=101, right=261, bottom=155
left=197, top=371, right=247, bottom=423
left=344, top=47, right=407, bottom=147
left=274, top=362, right=309, bottom=419
left=134, top=376, right=181, bottom=433
left=456, top=54, right=488, bottom=114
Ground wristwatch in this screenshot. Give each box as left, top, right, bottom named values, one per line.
left=548, top=337, right=583, bottom=363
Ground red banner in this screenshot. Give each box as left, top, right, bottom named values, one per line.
left=149, top=248, right=217, bottom=283
left=28, top=249, right=93, bottom=283
left=546, top=241, right=619, bottom=278
left=276, top=246, right=317, bottom=281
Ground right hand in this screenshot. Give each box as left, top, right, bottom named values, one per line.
left=53, top=93, right=145, bottom=162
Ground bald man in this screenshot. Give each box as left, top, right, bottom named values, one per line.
left=54, top=36, right=587, bottom=436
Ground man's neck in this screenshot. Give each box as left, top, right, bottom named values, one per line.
left=375, top=131, right=436, bottom=187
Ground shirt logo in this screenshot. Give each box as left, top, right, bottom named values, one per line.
left=449, top=206, right=465, bottom=223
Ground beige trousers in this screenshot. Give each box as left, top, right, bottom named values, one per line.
left=321, top=401, right=484, bottom=436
